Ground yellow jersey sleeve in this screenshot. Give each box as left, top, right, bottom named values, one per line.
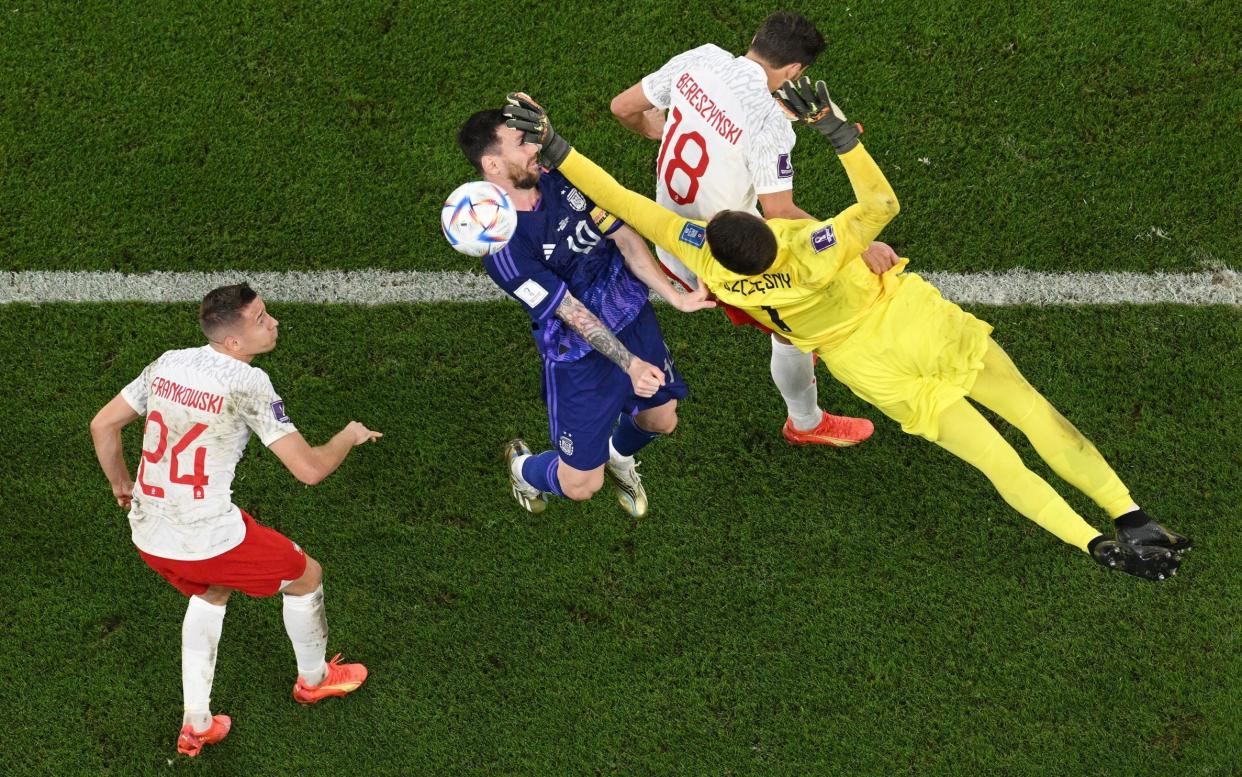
left=559, top=148, right=712, bottom=276
left=788, top=143, right=900, bottom=278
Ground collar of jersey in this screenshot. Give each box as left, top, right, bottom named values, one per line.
left=734, top=54, right=767, bottom=84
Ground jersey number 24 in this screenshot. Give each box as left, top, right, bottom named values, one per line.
left=136, top=411, right=210, bottom=500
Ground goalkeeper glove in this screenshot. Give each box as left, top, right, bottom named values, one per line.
left=776, top=76, right=861, bottom=154
left=502, top=92, right=571, bottom=168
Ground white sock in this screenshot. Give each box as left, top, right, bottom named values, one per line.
left=283, top=585, right=328, bottom=686
left=511, top=453, right=531, bottom=485
left=181, top=595, right=226, bottom=730
left=770, top=334, right=821, bottom=430
left=608, top=438, right=634, bottom=467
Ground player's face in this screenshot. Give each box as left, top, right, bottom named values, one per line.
left=234, top=296, right=280, bottom=355
left=495, top=126, right=540, bottom=189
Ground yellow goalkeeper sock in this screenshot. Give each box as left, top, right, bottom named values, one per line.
left=934, top=399, right=1102, bottom=551
left=968, top=340, right=1135, bottom=518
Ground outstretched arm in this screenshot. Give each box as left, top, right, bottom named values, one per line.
left=269, top=423, right=382, bottom=486
left=609, top=225, right=715, bottom=313
left=560, top=149, right=711, bottom=273
left=776, top=77, right=900, bottom=262
left=504, top=93, right=713, bottom=279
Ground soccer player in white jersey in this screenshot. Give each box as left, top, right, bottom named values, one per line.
left=89, top=283, right=381, bottom=757
left=611, top=11, right=891, bottom=447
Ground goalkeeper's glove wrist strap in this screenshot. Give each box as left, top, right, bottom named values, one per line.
left=543, top=134, right=571, bottom=168
left=823, top=123, right=861, bottom=155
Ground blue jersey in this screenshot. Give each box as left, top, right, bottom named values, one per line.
left=483, top=171, right=650, bottom=363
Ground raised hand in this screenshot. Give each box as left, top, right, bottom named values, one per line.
left=776, top=76, right=861, bottom=154
left=503, top=92, right=571, bottom=167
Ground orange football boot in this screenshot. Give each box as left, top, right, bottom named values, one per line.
left=177, top=714, right=231, bottom=757
left=782, top=410, right=874, bottom=447
left=292, top=653, right=368, bottom=704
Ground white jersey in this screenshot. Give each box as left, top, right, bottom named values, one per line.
left=120, top=346, right=297, bottom=560
left=642, top=43, right=797, bottom=288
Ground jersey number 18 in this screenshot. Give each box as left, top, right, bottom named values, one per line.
left=657, top=107, right=710, bottom=206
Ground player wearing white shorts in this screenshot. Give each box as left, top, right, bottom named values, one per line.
left=610, top=11, right=894, bottom=447
left=90, top=283, right=381, bottom=757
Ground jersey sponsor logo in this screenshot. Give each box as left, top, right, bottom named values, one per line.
left=150, top=376, right=224, bottom=414
left=558, top=432, right=574, bottom=456
left=811, top=224, right=837, bottom=253
left=721, top=272, right=792, bottom=296
left=515, top=279, right=550, bottom=308
left=679, top=222, right=706, bottom=247
left=565, top=188, right=587, bottom=212
left=589, top=206, right=615, bottom=232
left=557, top=216, right=570, bottom=232
left=675, top=72, right=744, bottom=145
left=271, top=400, right=290, bottom=423
left=778, top=153, right=793, bottom=179
left=542, top=243, right=556, bottom=259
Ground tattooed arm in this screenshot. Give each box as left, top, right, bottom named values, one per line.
left=555, top=292, right=666, bottom=398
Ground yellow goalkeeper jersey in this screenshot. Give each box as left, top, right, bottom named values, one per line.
left=558, top=142, right=901, bottom=352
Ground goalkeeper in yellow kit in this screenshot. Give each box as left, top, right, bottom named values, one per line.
left=503, top=81, right=1192, bottom=580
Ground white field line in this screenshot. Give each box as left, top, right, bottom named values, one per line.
left=1, top=268, right=1239, bottom=306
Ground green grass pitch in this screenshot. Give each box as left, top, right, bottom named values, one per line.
left=1, top=0, right=1240, bottom=774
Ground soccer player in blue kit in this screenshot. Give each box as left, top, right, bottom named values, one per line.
left=456, top=108, right=715, bottom=518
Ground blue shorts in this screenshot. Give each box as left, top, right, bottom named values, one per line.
left=542, top=303, right=688, bottom=471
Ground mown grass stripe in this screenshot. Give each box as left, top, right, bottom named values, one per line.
left=2, top=269, right=1238, bottom=306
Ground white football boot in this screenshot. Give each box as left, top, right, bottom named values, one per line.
left=504, top=439, right=548, bottom=514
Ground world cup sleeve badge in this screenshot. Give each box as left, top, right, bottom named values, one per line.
left=810, top=224, right=837, bottom=253
left=777, top=153, right=793, bottom=179
left=679, top=222, right=706, bottom=248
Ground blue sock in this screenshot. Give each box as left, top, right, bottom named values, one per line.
left=521, top=450, right=564, bottom=497
left=611, top=413, right=661, bottom=457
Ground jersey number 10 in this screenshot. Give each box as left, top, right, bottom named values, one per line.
left=657, top=107, right=710, bottom=206
left=136, top=411, right=210, bottom=500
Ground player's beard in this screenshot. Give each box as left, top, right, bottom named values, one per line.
left=509, top=161, right=539, bottom=190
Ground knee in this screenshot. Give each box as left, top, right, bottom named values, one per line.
left=198, top=586, right=234, bottom=606
left=640, top=412, right=677, bottom=436
left=284, top=556, right=323, bottom=595
left=636, top=401, right=679, bottom=436
left=303, top=556, right=323, bottom=588
left=979, top=442, right=1030, bottom=484
left=561, top=469, right=605, bottom=501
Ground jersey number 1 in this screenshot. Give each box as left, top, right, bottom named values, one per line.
left=136, top=411, right=210, bottom=499
left=657, top=107, right=710, bottom=205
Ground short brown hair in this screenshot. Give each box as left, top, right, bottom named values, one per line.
left=749, top=11, right=825, bottom=68
left=457, top=109, right=507, bottom=172
left=199, top=283, right=258, bottom=340
left=706, top=211, right=778, bottom=275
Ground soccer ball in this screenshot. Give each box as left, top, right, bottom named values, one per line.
left=440, top=180, right=517, bottom=257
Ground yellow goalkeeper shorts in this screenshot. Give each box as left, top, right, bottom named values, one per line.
left=819, top=272, right=993, bottom=442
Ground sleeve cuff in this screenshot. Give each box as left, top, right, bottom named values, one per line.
left=640, top=78, right=667, bottom=110
left=535, top=282, right=569, bottom=322
left=754, top=180, right=795, bottom=196
left=120, top=389, right=144, bottom=414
